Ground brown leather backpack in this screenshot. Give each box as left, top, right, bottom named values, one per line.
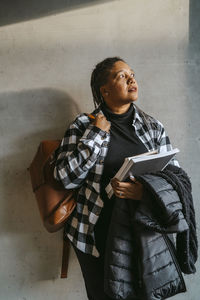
left=28, top=140, right=77, bottom=277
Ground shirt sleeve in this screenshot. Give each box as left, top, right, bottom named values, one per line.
left=53, top=118, right=108, bottom=189
left=156, top=120, right=180, bottom=167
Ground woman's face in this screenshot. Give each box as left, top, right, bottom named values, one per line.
left=100, top=61, right=138, bottom=110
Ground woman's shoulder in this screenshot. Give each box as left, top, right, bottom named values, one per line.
left=149, top=115, right=165, bottom=131
left=135, top=105, right=165, bottom=132
left=69, top=106, right=101, bottom=129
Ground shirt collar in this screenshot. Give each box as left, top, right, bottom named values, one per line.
left=132, top=104, right=143, bottom=125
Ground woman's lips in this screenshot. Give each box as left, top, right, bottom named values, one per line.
left=128, top=87, right=137, bottom=92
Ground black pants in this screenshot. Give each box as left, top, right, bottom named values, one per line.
left=71, top=200, right=114, bottom=300
left=72, top=243, right=113, bottom=300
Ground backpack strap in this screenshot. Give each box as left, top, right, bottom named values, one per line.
left=61, top=231, right=70, bottom=278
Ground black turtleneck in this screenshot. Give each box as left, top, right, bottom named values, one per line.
left=94, top=102, right=147, bottom=254
left=100, top=102, right=147, bottom=193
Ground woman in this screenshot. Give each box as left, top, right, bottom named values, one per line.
left=54, top=57, right=197, bottom=300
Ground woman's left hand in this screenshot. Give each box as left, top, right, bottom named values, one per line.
left=111, top=177, right=143, bottom=200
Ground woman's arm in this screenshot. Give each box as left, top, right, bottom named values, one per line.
left=54, top=116, right=109, bottom=189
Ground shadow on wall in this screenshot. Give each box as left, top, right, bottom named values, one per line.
left=0, top=0, right=115, bottom=27
left=187, top=0, right=200, bottom=207
left=0, top=88, right=79, bottom=280
left=187, top=0, right=200, bottom=161
left=189, top=0, right=200, bottom=52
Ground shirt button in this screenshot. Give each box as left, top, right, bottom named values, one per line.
left=101, top=136, right=105, bottom=140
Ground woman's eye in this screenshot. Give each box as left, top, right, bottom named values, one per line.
left=119, top=74, right=125, bottom=78
left=131, top=73, right=135, bottom=77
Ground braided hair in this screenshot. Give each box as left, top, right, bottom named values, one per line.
left=90, top=56, right=125, bottom=108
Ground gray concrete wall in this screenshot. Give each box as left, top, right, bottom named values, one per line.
left=0, top=0, right=199, bottom=299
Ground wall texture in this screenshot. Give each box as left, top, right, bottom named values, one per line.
left=0, top=0, right=199, bottom=299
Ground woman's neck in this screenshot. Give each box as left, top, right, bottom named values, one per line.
left=104, top=103, right=132, bottom=114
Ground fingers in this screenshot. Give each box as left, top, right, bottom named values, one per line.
left=96, top=113, right=104, bottom=119
left=111, top=179, right=131, bottom=198
left=129, top=175, right=136, bottom=183
left=116, top=190, right=126, bottom=198
left=110, top=178, right=118, bottom=187
left=93, top=113, right=111, bottom=132
left=111, top=177, right=143, bottom=200
left=111, top=178, right=134, bottom=189
left=112, top=187, right=126, bottom=198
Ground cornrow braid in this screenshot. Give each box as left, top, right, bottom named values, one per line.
left=90, top=57, right=125, bottom=108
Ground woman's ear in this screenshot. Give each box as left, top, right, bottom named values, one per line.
left=100, top=86, right=109, bottom=97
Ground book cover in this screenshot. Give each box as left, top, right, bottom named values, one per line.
left=106, top=148, right=179, bottom=198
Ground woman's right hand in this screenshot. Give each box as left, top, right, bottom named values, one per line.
left=92, top=113, right=111, bottom=133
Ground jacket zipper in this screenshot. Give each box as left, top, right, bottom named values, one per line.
left=162, top=234, right=186, bottom=292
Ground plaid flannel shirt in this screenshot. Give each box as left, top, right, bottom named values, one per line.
left=54, top=104, right=179, bottom=257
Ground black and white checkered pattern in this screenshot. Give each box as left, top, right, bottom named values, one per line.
left=54, top=104, right=179, bottom=257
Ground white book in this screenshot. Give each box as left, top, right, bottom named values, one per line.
left=115, top=149, right=158, bottom=181
left=106, top=148, right=180, bottom=198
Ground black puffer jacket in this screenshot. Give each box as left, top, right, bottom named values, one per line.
left=104, top=166, right=197, bottom=300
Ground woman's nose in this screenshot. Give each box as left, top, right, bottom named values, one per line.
left=127, top=76, right=135, bottom=84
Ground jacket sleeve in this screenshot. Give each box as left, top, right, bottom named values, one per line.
left=53, top=116, right=108, bottom=189
left=156, top=120, right=180, bottom=167
left=134, top=174, right=189, bottom=234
